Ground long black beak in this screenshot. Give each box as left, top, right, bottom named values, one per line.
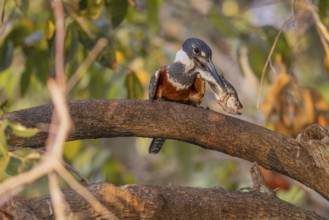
left=203, top=58, right=226, bottom=91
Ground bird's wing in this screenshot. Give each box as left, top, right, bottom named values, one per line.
left=148, top=67, right=164, bottom=100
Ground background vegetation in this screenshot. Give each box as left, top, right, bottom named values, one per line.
left=0, top=0, right=329, bottom=217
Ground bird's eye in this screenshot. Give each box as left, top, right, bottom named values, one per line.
left=193, top=47, right=200, bottom=54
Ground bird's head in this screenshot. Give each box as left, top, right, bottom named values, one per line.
left=176, top=38, right=226, bottom=90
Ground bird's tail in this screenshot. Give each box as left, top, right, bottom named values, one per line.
left=149, top=138, right=166, bottom=154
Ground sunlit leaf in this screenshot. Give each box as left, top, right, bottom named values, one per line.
left=46, top=15, right=56, bottom=40
left=64, top=140, right=82, bottom=160
left=8, top=122, right=39, bottom=138
left=115, top=50, right=125, bottom=65
left=135, top=69, right=150, bottom=86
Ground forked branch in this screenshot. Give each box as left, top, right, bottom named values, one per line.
left=1, top=99, right=329, bottom=202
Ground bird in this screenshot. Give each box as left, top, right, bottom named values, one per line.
left=148, top=38, right=228, bottom=154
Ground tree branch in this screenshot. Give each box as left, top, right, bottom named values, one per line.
left=0, top=183, right=325, bottom=220
left=1, top=99, right=329, bottom=201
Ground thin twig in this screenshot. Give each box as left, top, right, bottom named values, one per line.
left=0, top=0, right=6, bottom=24
left=0, top=160, right=53, bottom=206
left=306, top=0, right=329, bottom=43
left=48, top=171, right=69, bottom=220
left=46, top=78, right=72, bottom=219
left=250, top=162, right=274, bottom=195
left=0, top=80, right=71, bottom=207
left=23, top=147, right=89, bottom=184
left=46, top=80, right=72, bottom=157
left=64, top=162, right=91, bottom=185
left=66, top=38, right=108, bottom=93
left=256, top=15, right=294, bottom=111
left=55, top=163, right=118, bottom=219
left=291, top=0, right=296, bottom=27
left=52, top=0, right=66, bottom=90
left=306, top=0, right=329, bottom=60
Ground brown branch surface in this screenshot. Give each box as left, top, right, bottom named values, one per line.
left=0, top=183, right=325, bottom=220
left=1, top=99, right=329, bottom=201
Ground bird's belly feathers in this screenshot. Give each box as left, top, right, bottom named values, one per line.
left=155, top=70, right=205, bottom=105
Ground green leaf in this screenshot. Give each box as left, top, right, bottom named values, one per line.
left=20, top=60, right=32, bottom=96
left=0, top=155, right=10, bottom=181
left=0, top=119, right=8, bottom=157
left=241, top=33, right=268, bottom=78
left=106, top=0, right=128, bottom=28
left=34, top=50, right=49, bottom=84
left=18, top=160, right=34, bottom=173
left=15, top=0, right=29, bottom=15
left=210, top=9, right=239, bottom=37
left=8, top=122, right=39, bottom=138
left=0, top=40, right=14, bottom=72
left=107, top=73, right=127, bottom=99
left=102, top=158, right=136, bottom=184
left=46, top=14, right=56, bottom=40
left=79, top=0, right=105, bottom=19
left=6, top=157, right=20, bottom=176
left=77, top=20, right=115, bottom=68
left=318, top=0, right=329, bottom=21
left=8, top=19, right=34, bottom=47
left=146, top=0, right=160, bottom=32
left=124, top=72, right=144, bottom=99
left=88, top=66, right=109, bottom=98
left=262, top=26, right=292, bottom=68
left=0, top=99, right=9, bottom=114
left=65, top=22, right=81, bottom=78
left=97, top=43, right=116, bottom=68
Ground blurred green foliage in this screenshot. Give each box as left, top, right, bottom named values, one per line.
left=0, top=0, right=328, bottom=214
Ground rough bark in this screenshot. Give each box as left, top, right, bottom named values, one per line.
left=1, top=99, right=329, bottom=202
left=0, top=183, right=325, bottom=220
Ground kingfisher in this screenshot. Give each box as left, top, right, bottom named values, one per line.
left=148, top=38, right=229, bottom=154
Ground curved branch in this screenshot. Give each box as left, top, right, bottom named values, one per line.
left=1, top=100, right=329, bottom=201
left=0, top=183, right=325, bottom=219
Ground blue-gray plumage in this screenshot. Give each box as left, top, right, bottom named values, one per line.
left=148, top=38, right=228, bottom=154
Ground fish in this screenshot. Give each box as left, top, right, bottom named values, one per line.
left=209, top=77, right=243, bottom=115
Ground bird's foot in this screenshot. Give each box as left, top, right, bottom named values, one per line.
left=199, top=105, right=209, bottom=110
